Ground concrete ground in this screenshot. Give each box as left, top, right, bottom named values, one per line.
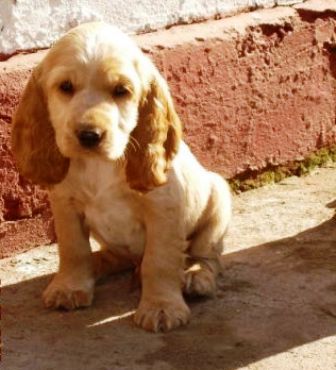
left=2, top=165, right=336, bottom=370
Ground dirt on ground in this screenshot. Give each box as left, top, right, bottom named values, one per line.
left=1, top=165, right=336, bottom=370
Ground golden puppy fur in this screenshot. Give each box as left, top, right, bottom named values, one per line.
left=12, top=23, right=232, bottom=332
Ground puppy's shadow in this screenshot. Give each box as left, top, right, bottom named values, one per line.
left=3, top=211, right=336, bottom=370
left=327, top=199, right=336, bottom=209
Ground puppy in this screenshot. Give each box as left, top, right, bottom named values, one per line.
left=12, top=22, right=231, bottom=332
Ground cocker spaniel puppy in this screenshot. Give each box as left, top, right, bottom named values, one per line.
left=12, top=22, right=231, bottom=332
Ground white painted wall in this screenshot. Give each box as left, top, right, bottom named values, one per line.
left=0, top=0, right=304, bottom=55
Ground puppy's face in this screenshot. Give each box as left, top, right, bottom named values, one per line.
left=12, top=23, right=182, bottom=191
left=43, top=26, right=143, bottom=161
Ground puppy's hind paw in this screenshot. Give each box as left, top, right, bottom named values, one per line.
left=184, top=266, right=216, bottom=297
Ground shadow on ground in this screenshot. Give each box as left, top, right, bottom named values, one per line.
left=3, top=206, right=336, bottom=370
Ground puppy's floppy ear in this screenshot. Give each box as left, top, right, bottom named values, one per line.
left=126, top=72, right=182, bottom=192
left=11, top=67, right=69, bottom=186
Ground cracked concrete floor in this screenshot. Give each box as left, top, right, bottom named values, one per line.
left=1, top=165, right=336, bottom=370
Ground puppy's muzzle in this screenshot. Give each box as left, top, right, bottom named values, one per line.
left=76, top=127, right=104, bottom=149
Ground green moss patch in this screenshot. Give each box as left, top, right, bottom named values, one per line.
left=229, top=145, right=336, bottom=193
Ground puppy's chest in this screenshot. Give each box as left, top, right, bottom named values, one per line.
left=68, top=160, right=145, bottom=255
left=84, top=191, right=144, bottom=254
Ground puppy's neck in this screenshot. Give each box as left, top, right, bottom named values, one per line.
left=65, top=156, right=126, bottom=193
left=71, top=156, right=123, bottom=174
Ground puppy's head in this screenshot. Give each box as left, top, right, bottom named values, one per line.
left=12, top=23, right=182, bottom=191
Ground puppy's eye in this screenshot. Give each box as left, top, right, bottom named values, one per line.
left=113, top=84, right=129, bottom=97
left=59, top=80, right=74, bottom=94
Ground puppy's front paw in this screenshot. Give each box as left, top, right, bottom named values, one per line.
left=43, top=273, right=95, bottom=310
left=134, top=298, right=190, bottom=332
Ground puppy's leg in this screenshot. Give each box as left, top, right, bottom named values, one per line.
left=134, top=210, right=190, bottom=332
left=184, top=175, right=231, bottom=297
left=43, top=192, right=95, bottom=310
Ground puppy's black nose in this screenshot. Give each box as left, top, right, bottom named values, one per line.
left=77, top=129, right=103, bottom=148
